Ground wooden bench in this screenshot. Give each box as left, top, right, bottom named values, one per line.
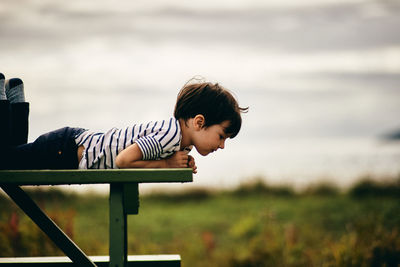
left=0, top=169, right=193, bottom=267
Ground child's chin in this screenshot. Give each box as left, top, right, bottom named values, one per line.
left=198, top=150, right=210, bottom=156
left=194, top=147, right=209, bottom=156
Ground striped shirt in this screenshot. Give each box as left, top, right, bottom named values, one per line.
left=75, top=117, right=182, bottom=169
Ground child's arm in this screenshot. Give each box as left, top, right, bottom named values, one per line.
left=115, top=143, right=197, bottom=173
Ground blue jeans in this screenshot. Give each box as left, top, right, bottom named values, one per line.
left=8, top=127, right=86, bottom=170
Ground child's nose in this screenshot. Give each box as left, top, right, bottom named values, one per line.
left=219, top=140, right=225, bottom=149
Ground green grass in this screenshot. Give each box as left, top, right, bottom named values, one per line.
left=1, top=179, right=399, bottom=267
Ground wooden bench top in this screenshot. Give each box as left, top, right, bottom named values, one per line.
left=0, top=168, right=193, bottom=185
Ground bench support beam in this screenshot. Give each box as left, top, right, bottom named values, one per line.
left=0, top=184, right=97, bottom=267
left=109, top=183, right=128, bottom=267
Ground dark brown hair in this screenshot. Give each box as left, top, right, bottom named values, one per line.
left=174, top=81, right=248, bottom=138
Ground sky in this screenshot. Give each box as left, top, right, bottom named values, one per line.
left=1, top=0, right=400, bottom=192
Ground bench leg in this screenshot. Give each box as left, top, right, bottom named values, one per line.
left=0, top=184, right=97, bottom=267
left=109, top=183, right=127, bottom=267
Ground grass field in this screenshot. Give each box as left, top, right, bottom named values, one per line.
left=1, top=178, right=399, bottom=267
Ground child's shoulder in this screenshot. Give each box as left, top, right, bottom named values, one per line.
left=118, top=117, right=179, bottom=133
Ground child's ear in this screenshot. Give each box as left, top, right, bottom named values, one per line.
left=193, top=114, right=205, bottom=130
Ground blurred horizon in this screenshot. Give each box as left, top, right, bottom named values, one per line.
left=1, top=0, right=400, bottom=192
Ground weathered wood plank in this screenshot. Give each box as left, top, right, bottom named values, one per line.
left=0, top=169, right=192, bottom=185
left=0, top=255, right=181, bottom=266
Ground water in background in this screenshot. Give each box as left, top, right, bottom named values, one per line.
left=1, top=0, right=400, bottom=192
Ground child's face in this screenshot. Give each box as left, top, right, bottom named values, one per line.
left=193, top=120, right=230, bottom=156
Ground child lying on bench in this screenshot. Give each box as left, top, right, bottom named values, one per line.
left=0, top=73, right=247, bottom=173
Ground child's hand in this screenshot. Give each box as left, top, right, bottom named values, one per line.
left=166, top=152, right=197, bottom=173
left=166, top=151, right=190, bottom=168
left=188, top=155, right=197, bottom=174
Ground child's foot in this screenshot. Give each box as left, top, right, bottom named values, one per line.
left=0, top=73, right=6, bottom=100
left=5, top=78, right=25, bottom=103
